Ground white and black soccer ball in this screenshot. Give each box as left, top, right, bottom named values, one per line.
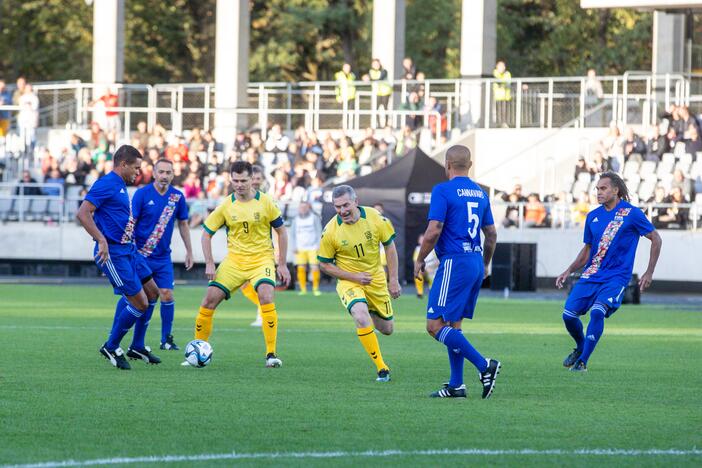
left=184, top=339, right=213, bottom=368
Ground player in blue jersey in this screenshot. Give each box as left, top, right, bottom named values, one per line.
left=130, top=159, right=193, bottom=351
left=76, top=145, right=162, bottom=370
left=556, top=172, right=661, bottom=372
left=414, top=145, right=500, bottom=399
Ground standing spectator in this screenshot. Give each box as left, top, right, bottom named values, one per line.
left=134, top=121, right=150, bottom=149
left=401, top=91, right=422, bottom=129
left=89, top=86, right=121, bottom=134
left=265, top=123, right=290, bottom=153
left=18, top=83, right=39, bottom=156
left=622, top=127, right=646, bottom=162
left=584, top=68, right=605, bottom=127
left=0, top=79, right=12, bottom=137
left=368, top=59, right=393, bottom=128
left=574, top=156, right=594, bottom=180
left=183, top=172, right=203, bottom=199
left=402, top=57, right=416, bottom=80
left=70, top=133, right=87, bottom=156
left=12, top=76, right=26, bottom=105
left=334, top=63, right=356, bottom=128
left=501, top=184, right=527, bottom=228
left=590, top=151, right=612, bottom=173
left=492, top=60, right=512, bottom=127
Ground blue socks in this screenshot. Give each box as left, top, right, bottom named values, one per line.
left=160, top=301, right=175, bottom=343
left=562, top=311, right=585, bottom=352
left=106, top=302, right=144, bottom=350
left=447, top=330, right=465, bottom=387
left=580, top=305, right=606, bottom=364
left=436, top=326, right=488, bottom=376
left=131, top=300, right=157, bottom=350
left=110, top=296, right=129, bottom=338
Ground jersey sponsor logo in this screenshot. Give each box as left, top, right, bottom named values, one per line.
left=147, top=200, right=155, bottom=206
left=407, top=192, right=431, bottom=204
left=139, top=193, right=181, bottom=257
left=364, top=230, right=372, bottom=240
left=592, top=217, right=599, bottom=223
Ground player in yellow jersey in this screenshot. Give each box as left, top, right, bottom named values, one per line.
left=318, top=185, right=401, bottom=382
left=243, top=164, right=266, bottom=327
left=193, top=161, right=291, bottom=367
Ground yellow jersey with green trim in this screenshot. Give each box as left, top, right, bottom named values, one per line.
left=203, top=191, right=284, bottom=266
left=318, top=206, right=396, bottom=277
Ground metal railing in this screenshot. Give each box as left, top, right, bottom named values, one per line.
left=1, top=72, right=692, bottom=139
left=493, top=200, right=700, bottom=231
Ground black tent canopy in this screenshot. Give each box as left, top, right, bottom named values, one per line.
left=321, top=148, right=448, bottom=282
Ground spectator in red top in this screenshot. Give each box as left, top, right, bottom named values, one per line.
left=165, top=136, right=189, bottom=163
left=183, top=172, right=203, bottom=199
left=90, top=86, right=120, bottom=134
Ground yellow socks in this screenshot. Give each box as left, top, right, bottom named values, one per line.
left=260, top=303, right=278, bottom=355
left=356, top=326, right=388, bottom=371
left=311, top=269, right=320, bottom=292
left=240, top=282, right=260, bottom=306
left=415, top=277, right=424, bottom=296
left=297, top=265, right=307, bottom=293
left=195, top=306, right=215, bottom=341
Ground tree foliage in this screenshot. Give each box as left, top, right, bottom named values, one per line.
left=0, top=0, right=655, bottom=84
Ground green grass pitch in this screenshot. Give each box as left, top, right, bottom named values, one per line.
left=1, top=284, right=701, bottom=467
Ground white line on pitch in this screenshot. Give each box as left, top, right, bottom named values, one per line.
left=2, top=448, right=701, bottom=468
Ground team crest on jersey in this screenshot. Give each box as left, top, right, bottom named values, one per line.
left=341, top=239, right=349, bottom=247
left=614, top=207, right=631, bottom=222
left=254, top=212, right=261, bottom=222
left=364, top=231, right=372, bottom=240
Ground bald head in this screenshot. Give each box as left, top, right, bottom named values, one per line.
left=445, top=145, right=472, bottom=172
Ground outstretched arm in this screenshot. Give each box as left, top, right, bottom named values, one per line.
left=555, top=244, right=591, bottom=289
left=638, top=230, right=662, bottom=292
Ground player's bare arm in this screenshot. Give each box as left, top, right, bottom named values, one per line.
left=319, top=262, right=372, bottom=285
left=178, top=219, right=194, bottom=270
left=274, top=224, right=291, bottom=286
left=76, top=200, right=109, bottom=265
left=481, top=224, right=497, bottom=278
left=639, top=229, right=662, bottom=292
left=201, top=231, right=216, bottom=281
left=414, top=220, right=443, bottom=279
left=384, top=241, right=401, bottom=299
left=555, top=244, right=591, bottom=289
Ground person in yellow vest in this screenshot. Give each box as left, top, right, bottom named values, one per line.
left=492, top=60, right=512, bottom=128
left=368, top=59, right=393, bottom=127
left=335, top=63, right=356, bottom=128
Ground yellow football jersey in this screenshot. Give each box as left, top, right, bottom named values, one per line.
left=318, top=206, right=396, bottom=277
left=203, top=191, right=283, bottom=266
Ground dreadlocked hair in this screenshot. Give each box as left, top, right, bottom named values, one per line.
left=599, top=171, right=629, bottom=202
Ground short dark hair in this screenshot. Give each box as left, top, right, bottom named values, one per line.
left=251, top=164, right=264, bottom=175
left=599, top=171, right=630, bottom=202
left=230, top=160, right=253, bottom=176
left=154, top=158, right=173, bottom=170
left=113, top=145, right=142, bottom=166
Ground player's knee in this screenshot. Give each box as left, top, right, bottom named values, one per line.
left=256, top=285, right=274, bottom=304
left=562, top=310, right=579, bottom=322
left=159, top=289, right=174, bottom=302
left=131, top=295, right=149, bottom=311
left=590, top=305, right=607, bottom=320
left=377, top=322, right=393, bottom=335
left=426, top=321, right=441, bottom=337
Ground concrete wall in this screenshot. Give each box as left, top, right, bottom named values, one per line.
left=1, top=224, right=699, bottom=284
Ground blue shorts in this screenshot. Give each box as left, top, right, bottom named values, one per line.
left=95, top=249, right=152, bottom=297
left=564, top=280, right=627, bottom=317
left=145, top=256, right=175, bottom=290
left=426, top=254, right=484, bottom=322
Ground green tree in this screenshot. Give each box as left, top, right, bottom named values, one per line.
left=406, top=0, right=462, bottom=78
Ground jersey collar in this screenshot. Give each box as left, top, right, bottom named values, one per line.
left=337, top=206, right=366, bottom=225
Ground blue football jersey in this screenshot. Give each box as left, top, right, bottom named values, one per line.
left=84, top=171, right=135, bottom=255
left=580, top=200, right=654, bottom=284
left=428, top=176, right=494, bottom=259
left=132, top=184, right=189, bottom=260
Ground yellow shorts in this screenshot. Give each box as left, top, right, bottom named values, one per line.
left=209, top=256, right=276, bottom=300
left=295, top=249, right=319, bottom=266
left=336, top=278, right=394, bottom=321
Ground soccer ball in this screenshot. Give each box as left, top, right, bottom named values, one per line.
left=184, top=339, right=213, bottom=368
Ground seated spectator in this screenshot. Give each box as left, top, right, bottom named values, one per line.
left=683, top=124, right=702, bottom=155
left=598, top=122, right=624, bottom=171
left=171, top=161, right=187, bottom=188
left=203, top=130, right=222, bottom=154
left=265, top=123, right=290, bottom=153
left=401, top=91, right=422, bottom=129
left=622, top=127, right=645, bottom=162
left=574, top=156, right=594, bottom=180
left=524, top=193, right=548, bottom=227
left=188, top=191, right=210, bottom=228
left=134, top=121, right=150, bottom=149
left=657, top=187, right=689, bottom=229
left=188, top=127, right=205, bottom=154
left=645, top=125, right=667, bottom=162
left=43, top=169, right=65, bottom=196
left=271, top=168, right=292, bottom=200
left=648, top=185, right=667, bottom=228
left=679, top=106, right=700, bottom=135
left=15, top=170, right=42, bottom=196
left=665, top=126, right=679, bottom=154
left=571, top=192, right=591, bottom=226
left=501, top=184, right=526, bottom=228
left=165, top=135, right=189, bottom=162
left=62, top=157, right=84, bottom=186
left=671, top=168, right=694, bottom=201
left=396, top=126, right=417, bottom=156
left=183, top=172, right=203, bottom=199
left=70, top=134, right=86, bottom=156
left=590, top=151, right=612, bottom=173
left=134, top=160, right=153, bottom=186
